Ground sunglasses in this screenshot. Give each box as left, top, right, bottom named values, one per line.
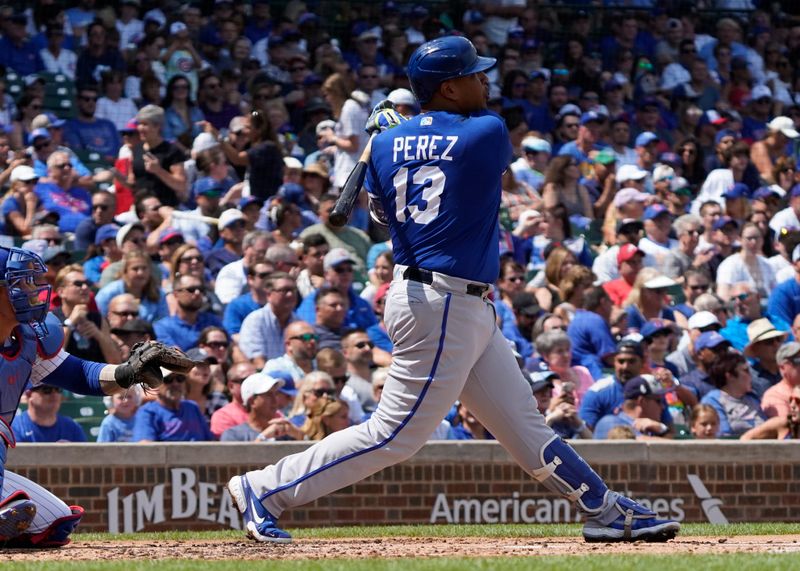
left=253, top=272, right=271, bottom=279
left=69, top=280, right=89, bottom=288
left=181, top=255, right=203, bottom=263
left=112, top=310, right=139, bottom=318
left=163, top=238, right=184, bottom=247
left=332, top=374, right=350, bottom=384
left=334, top=265, right=354, bottom=274
left=733, top=292, right=752, bottom=301
left=34, top=142, right=50, bottom=150
left=164, top=375, right=187, bottom=384
left=178, top=286, right=205, bottom=294
left=354, top=341, right=374, bottom=350
left=688, top=284, right=709, bottom=292
left=506, top=276, right=525, bottom=282
left=93, top=204, right=110, bottom=211
left=80, top=96, right=98, bottom=102
left=53, top=162, right=72, bottom=170
left=291, top=333, right=320, bottom=342
left=204, top=341, right=227, bottom=349
left=312, top=388, right=337, bottom=398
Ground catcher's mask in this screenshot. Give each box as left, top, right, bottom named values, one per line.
left=0, top=247, right=52, bottom=339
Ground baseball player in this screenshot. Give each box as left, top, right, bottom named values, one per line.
left=0, top=246, right=196, bottom=546
left=227, top=37, right=680, bottom=544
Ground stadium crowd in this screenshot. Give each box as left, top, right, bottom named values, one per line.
left=1, top=0, right=800, bottom=444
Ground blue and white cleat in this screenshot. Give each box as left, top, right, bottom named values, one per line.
left=0, top=491, right=37, bottom=541
left=583, top=496, right=680, bottom=542
left=227, top=475, right=292, bottom=544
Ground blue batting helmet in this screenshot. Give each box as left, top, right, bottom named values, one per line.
left=0, top=247, right=52, bottom=338
left=406, top=36, right=496, bottom=104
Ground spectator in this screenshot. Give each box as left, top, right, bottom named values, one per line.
left=312, top=287, right=349, bottom=351
left=567, top=285, right=617, bottom=380
left=52, top=265, right=121, bottom=363
left=64, top=84, right=122, bottom=163
left=702, top=351, right=780, bottom=439
left=682, top=331, right=733, bottom=399
left=295, top=233, right=329, bottom=298
left=205, top=209, right=247, bottom=277
left=75, top=21, right=125, bottom=86
left=239, top=272, right=299, bottom=368
left=73, top=191, right=118, bottom=251
left=96, top=70, right=139, bottom=132
left=2, top=165, right=41, bottom=237
left=288, top=371, right=337, bottom=426
left=222, top=260, right=272, bottom=342
left=579, top=338, right=646, bottom=429
left=196, top=326, right=232, bottom=387
left=183, top=348, right=228, bottom=422
left=637, top=204, right=678, bottom=268
left=97, top=387, right=142, bottom=443
left=302, top=395, right=350, bottom=441
left=154, top=274, right=223, bottom=351
left=448, top=401, right=492, bottom=440
left=106, top=294, right=142, bottom=331
left=623, top=269, right=677, bottom=332
left=215, top=230, right=272, bottom=304
left=534, top=329, right=594, bottom=405
left=96, top=250, right=168, bottom=322
left=132, top=370, right=215, bottom=442
left=299, top=194, right=372, bottom=268
left=528, top=370, right=592, bottom=440
left=767, top=244, right=800, bottom=332
left=743, top=318, right=787, bottom=399
left=341, top=329, right=377, bottom=412
left=0, top=13, right=44, bottom=76
left=593, top=375, right=673, bottom=440
left=163, top=244, right=217, bottom=314
left=222, top=372, right=304, bottom=442
left=163, top=74, right=205, bottom=150
left=662, top=214, right=711, bottom=280
left=690, top=404, right=721, bottom=439
left=761, top=342, right=800, bottom=439
left=262, top=321, right=319, bottom=381
left=720, top=284, right=762, bottom=351
left=716, top=223, right=776, bottom=301
left=197, top=73, right=239, bottom=131
left=541, top=155, right=593, bottom=218
left=210, top=362, right=256, bottom=438
left=12, top=385, right=86, bottom=443
left=110, top=317, right=153, bottom=362
left=603, top=244, right=645, bottom=307
left=131, top=104, right=188, bottom=207
left=33, top=151, right=91, bottom=233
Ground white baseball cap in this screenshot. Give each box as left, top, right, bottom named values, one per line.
left=767, top=116, right=800, bottom=139
left=616, top=164, right=649, bottom=183
left=218, top=208, right=244, bottom=230
left=653, top=164, right=675, bottom=183
left=613, top=187, right=649, bottom=208
left=283, top=157, right=303, bottom=171
left=116, top=222, right=145, bottom=248
left=10, top=165, right=38, bottom=183
left=192, top=132, right=219, bottom=154
left=643, top=275, right=676, bottom=289
left=323, top=247, right=356, bottom=271
left=687, top=311, right=720, bottom=330
left=169, top=21, right=188, bottom=35
left=521, top=136, right=551, bottom=154
left=240, top=373, right=284, bottom=408
left=387, top=88, right=417, bottom=107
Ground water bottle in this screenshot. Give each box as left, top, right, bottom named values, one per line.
left=73, top=331, right=90, bottom=351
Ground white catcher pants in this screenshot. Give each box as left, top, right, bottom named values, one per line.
left=3, top=470, right=73, bottom=534
left=246, top=266, right=559, bottom=517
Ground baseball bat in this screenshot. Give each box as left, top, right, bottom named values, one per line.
left=330, top=133, right=376, bottom=227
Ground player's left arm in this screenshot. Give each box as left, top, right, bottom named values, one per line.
left=33, top=314, right=197, bottom=396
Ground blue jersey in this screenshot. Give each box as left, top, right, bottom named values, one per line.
left=366, top=110, right=513, bottom=283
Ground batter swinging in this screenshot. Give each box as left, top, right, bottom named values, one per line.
left=227, top=36, right=680, bottom=544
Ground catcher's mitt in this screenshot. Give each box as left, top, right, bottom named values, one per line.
left=114, top=341, right=200, bottom=389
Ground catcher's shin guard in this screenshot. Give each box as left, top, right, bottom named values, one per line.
left=529, top=435, right=613, bottom=516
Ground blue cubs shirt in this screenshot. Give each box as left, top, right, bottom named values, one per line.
left=366, top=110, right=513, bottom=284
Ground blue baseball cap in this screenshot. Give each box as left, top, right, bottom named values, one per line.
left=643, top=204, right=671, bottom=221
left=712, top=215, right=739, bottom=231
left=239, top=196, right=264, bottom=210
left=580, top=110, right=603, bottom=125
left=94, top=224, right=119, bottom=246
left=28, top=128, right=51, bottom=144
left=714, top=129, right=737, bottom=145
left=158, top=227, right=184, bottom=245
left=641, top=319, right=672, bottom=341
left=269, top=370, right=298, bottom=397
left=635, top=131, right=659, bottom=147
left=194, top=176, right=224, bottom=197
left=695, top=331, right=731, bottom=352
left=723, top=183, right=750, bottom=200
left=277, top=182, right=305, bottom=205
left=623, top=374, right=672, bottom=400
left=754, top=186, right=780, bottom=200
left=44, top=112, right=65, bottom=128
left=791, top=183, right=800, bottom=198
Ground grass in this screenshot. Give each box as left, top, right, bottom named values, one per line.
left=6, top=555, right=800, bottom=571
left=73, top=521, right=800, bottom=541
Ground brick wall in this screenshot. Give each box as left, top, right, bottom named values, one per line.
left=7, top=441, right=800, bottom=532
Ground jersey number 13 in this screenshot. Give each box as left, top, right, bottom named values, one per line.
left=393, top=166, right=445, bottom=224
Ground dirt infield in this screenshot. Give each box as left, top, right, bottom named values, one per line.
left=5, top=535, right=800, bottom=561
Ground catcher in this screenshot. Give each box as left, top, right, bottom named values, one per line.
left=0, top=246, right=197, bottom=547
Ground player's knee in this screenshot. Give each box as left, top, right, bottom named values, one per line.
left=365, top=413, right=430, bottom=462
